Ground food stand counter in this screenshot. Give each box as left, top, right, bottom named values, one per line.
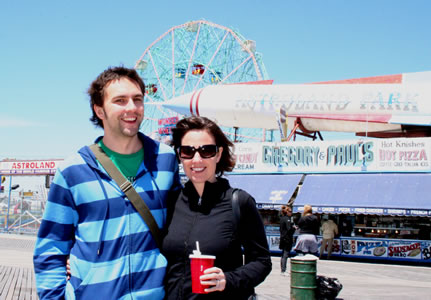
left=266, top=234, right=431, bottom=264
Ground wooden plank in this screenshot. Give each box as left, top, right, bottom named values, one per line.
left=4, top=266, right=19, bottom=300
left=13, top=267, right=24, bottom=299
left=0, top=265, right=7, bottom=280
left=0, top=266, right=38, bottom=300
left=31, top=268, right=37, bottom=300
left=5, top=267, right=18, bottom=300
left=0, top=266, right=13, bottom=296
left=0, top=265, right=8, bottom=291
left=23, top=268, right=30, bottom=300
left=0, top=265, right=9, bottom=291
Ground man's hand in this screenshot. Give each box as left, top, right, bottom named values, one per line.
left=66, top=258, right=71, bottom=280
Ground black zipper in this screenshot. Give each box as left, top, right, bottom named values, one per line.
left=179, top=209, right=199, bottom=299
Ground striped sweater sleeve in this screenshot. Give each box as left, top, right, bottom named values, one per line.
left=33, top=166, right=78, bottom=300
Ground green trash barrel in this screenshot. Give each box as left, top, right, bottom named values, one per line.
left=290, top=254, right=319, bottom=300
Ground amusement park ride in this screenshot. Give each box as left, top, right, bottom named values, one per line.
left=135, top=20, right=431, bottom=142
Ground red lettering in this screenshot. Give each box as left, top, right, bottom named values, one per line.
left=389, top=243, right=420, bottom=256
left=238, top=153, right=258, bottom=163
left=380, top=150, right=397, bottom=161
left=9, top=161, right=59, bottom=170
left=419, top=149, right=427, bottom=160
left=399, top=151, right=427, bottom=161
left=408, top=152, right=413, bottom=160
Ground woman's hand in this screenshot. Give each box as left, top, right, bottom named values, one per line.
left=199, top=267, right=226, bottom=293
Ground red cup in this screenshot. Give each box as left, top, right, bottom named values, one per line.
left=189, top=254, right=216, bottom=294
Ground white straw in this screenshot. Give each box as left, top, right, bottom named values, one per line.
left=196, top=241, right=200, bottom=254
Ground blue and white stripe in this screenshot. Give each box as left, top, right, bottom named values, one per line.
left=34, top=133, right=180, bottom=300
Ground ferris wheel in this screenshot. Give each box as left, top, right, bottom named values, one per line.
left=135, top=20, right=271, bottom=142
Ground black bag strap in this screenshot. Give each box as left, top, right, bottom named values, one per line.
left=232, top=189, right=258, bottom=300
left=231, top=188, right=241, bottom=235
left=89, top=143, right=163, bottom=249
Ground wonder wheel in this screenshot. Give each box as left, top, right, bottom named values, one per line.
left=135, top=20, right=270, bottom=143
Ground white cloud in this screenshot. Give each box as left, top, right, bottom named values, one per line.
left=0, top=116, right=48, bottom=128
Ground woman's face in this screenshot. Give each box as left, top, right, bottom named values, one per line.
left=179, top=129, right=223, bottom=186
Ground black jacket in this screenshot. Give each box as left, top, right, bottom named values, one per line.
left=279, top=215, right=295, bottom=250
left=298, top=214, right=320, bottom=235
left=162, top=178, right=272, bottom=300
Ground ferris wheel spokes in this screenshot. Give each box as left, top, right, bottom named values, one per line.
left=227, top=31, right=264, bottom=81
left=171, top=30, right=176, bottom=97
left=144, top=93, right=157, bottom=103
left=220, top=55, right=253, bottom=84
left=156, top=104, right=172, bottom=118
left=148, top=51, right=169, bottom=102
left=191, top=31, right=230, bottom=93
left=136, top=20, right=269, bottom=142
left=181, top=23, right=202, bottom=95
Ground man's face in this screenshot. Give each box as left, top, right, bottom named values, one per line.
left=94, top=78, right=144, bottom=140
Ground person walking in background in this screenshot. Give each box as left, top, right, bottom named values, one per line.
left=320, top=217, right=339, bottom=259
left=279, top=205, right=295, bottom=276
left=33, top=66, right=181, bottom=300
left=163, top=116, right=272, bottom=300
left=294, top=204, right=320, bottom=256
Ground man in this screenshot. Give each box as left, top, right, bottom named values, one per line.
left=33, top=66, right=180, bottom=299
left=320, top=217, right=339, bottom=259
left=279, top=205, right=295, bottom=276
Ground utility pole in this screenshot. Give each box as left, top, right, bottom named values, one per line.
left=5, top=176, right=19, bottom=233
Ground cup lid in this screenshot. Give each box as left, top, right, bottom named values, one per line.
left=189, top=254, right=216, bottom=259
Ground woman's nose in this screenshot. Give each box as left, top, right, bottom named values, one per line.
left=191, top=151, right=202, bottom=161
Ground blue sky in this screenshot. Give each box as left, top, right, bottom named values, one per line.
left=1, top=0, right=431, bottom=160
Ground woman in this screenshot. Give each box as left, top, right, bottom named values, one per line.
left=279, top=205, right=295, bottom=275
left=162, top=116, right=272, bottom=300
left=294, top=204, right=319, bottom=256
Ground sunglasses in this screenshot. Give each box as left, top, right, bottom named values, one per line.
left=178, top=144, right=219, bottom=159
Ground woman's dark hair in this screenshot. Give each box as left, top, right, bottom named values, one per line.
left=281, top=205, right=292, bottom=216
left=171, top=116, right=236, bottom=176
left=87, top=66, right=145, bottom=128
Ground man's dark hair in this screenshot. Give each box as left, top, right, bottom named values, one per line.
left=87, top=66, right=145, bottom=128
left=171, top=116, right=236, bottom=176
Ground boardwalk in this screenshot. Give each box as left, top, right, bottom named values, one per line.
left=0, top=234, right=37, bottom=300
left=0, top=266, right=36, bottom=300
left=0, top=233, right=430, bottom=299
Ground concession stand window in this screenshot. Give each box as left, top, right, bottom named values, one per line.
left=293, top=173, right=431, bottom=240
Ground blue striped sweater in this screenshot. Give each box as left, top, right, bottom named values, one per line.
left=33, top=133, right=181, bottom=300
